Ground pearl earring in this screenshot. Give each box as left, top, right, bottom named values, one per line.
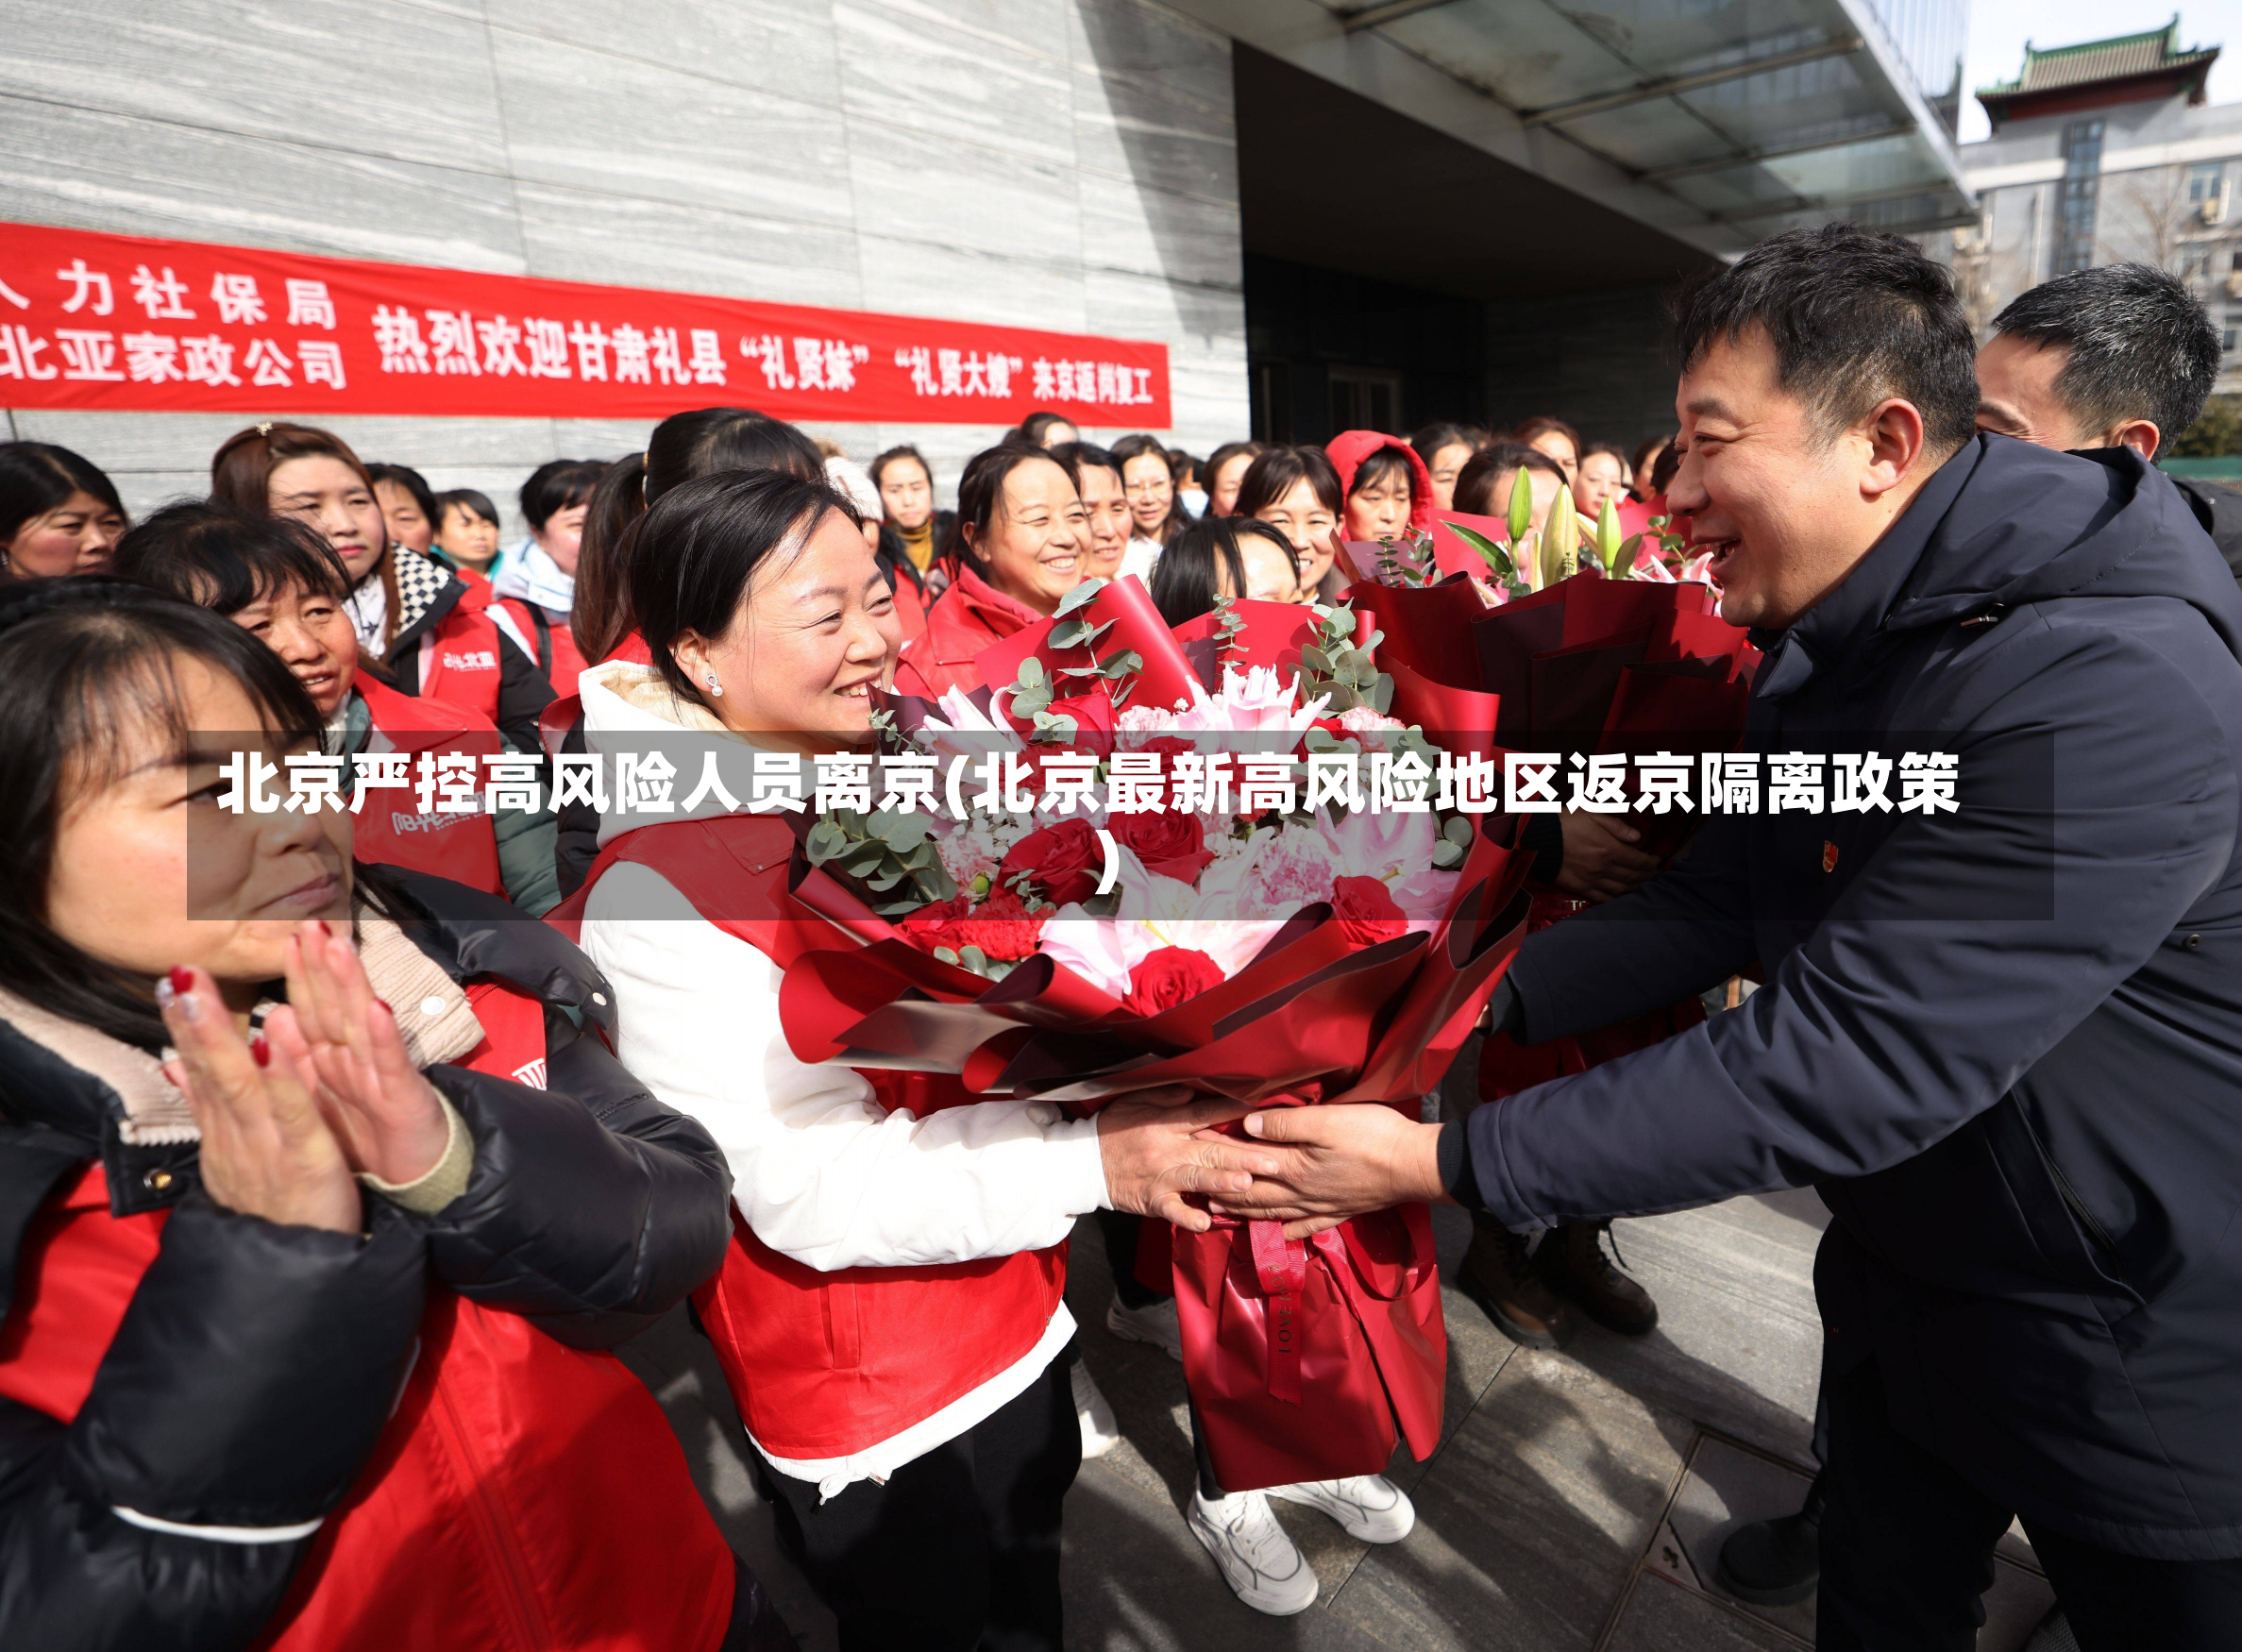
left=704, top=673, right=724, bottom=698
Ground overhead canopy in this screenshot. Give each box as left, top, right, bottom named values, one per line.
left=1183, top=0, right=1976, bottom=258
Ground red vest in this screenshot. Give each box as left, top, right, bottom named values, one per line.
left=351, top=676, right=504, bottom=899
left=413, top=588, right=506, bottom=724
left=556, top=815, right=1067, bottom=1460
left=0, top=981, right=736, bottom=1652
left=493, top=597, right=591, bottom=698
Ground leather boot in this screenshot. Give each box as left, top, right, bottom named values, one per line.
left=1458, top=1222, right=1576, bottom=1349
left=1713, top=1472, right=1825, bottom=1605
left=1537, top=1220, right=1659, bottom=1336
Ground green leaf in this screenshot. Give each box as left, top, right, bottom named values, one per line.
left=1442, top=520, right=1515, bottom=581
left=1054, top=578, right=1105, bottom=618
left=934, top=946, right=959, bottom=964
left=1443, top=815, right=1476, bottom=846
left=1098, top=648, right=1142, bottom=680
left=1432, top=839, right=1463, bottom=868
left=959, top=944, right=988, bottom=971
left=1049, top=618, right=1092, bottom=649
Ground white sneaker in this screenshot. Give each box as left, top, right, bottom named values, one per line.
left=1105, top=1295, right=1185, bottom=1361
left=1188, top=1490, right=1320, bottom=1615
left=1268, top=1474, right=1415, bottom=1543
left=1071, top=1360, right=1121, bottom=1459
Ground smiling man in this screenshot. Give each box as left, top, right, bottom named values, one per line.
left=1223, top=225, right=2242, bottom=1647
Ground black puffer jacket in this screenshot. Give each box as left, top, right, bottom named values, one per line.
left=0, top=869, right=734, bottom=1650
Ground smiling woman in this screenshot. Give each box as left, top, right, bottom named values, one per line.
left=0, top=577, right=765, bottom=1652
left=897, top=440, right=1087, bottom=697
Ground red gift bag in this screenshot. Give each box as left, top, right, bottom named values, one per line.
left=1172, top=1204, right=1447, bottom=1493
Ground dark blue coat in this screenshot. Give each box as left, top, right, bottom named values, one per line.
left=1471, top=435, right=2242, bottom=1560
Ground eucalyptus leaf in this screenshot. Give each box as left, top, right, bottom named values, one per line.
left=1443, top=815, right=1476, bottom=846
left=1054, top=579, right=1105, bottom=617
left=1432, top=839, right=1463, bottom=868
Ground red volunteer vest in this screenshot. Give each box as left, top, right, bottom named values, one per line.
left=494, top=597, right=592, bottom=698
left=351, top=677, right=505, bottom=899
left=555, top=815, right=1067, bottom=1460
left=413, top=589, right=506, bottom=724
left=0, top=981, right=735, bottom=1652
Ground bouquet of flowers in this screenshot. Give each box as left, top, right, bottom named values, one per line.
left=770, top=573, right=1535, bottom=1490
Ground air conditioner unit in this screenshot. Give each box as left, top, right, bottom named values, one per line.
left=2204, top=192, right=2229, bottom=226
left=2227, top=270, right=2242, bottom=298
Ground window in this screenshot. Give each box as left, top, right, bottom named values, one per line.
left=1326, top=366, right=1403, bottom=436
left=2190, top=162, right=2225, bottom=205
left=2053, top=118, right=2103, bottom=276
left=2224, top=327, right=2238, bottom=353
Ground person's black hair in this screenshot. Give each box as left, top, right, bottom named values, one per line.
left=1017, top=411, right=1076, bottom=447
left=1048, top=440, right=1121, bottom=488
left=1671, top=222, right=1979, bottom=451
left=1349, top=447, right=1412, bottom=497
left=366, top=463, right=439, bottom=531
left=627, top=469, right=861, bottom=711
left=1990, top=263, right=2223, bottom=456
left=0, top=578, right=325, bottom=1052
left=437, top=487, right=499, bottom=529
left=1232, top=444, right=1343, bottom=521
left=1148, top=517, right=1298, bottom=626
left=518, top=458, right=607, bottom=533
left=643, top=408, right=823, bottom=502
left=112, top=499, right=351, bottom=614
left=1453, top=442, right=1564, bottom=517
left=940, top=441, right=1076, bottom=573
left=868, top=444, right=935, bottom=495
left=1168, top=449, right=1202, bottom=487
left=1651, top=442, right=1682, bottom=496
left=1511, top=415, right=1580, bottom=459
left=0, top=442, right=126, bottom=549
left=1409, top=424, right=1476, bottom=469
left=1579, top=440, right=1628, bottom=466
left=1203, top=440, right=1266, bottom=491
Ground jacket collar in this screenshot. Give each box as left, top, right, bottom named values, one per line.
left=926, top=566, right=1043, bottom=663
left=1752, top=441, right=1980, bottom=702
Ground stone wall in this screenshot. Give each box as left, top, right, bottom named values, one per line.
left=0, top=0, right=1249, bottom=528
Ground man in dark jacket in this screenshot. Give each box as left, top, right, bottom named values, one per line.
left=1976, top=261, right=2242, bottom=585
left=1224, top=225, right=2242, bottom=1648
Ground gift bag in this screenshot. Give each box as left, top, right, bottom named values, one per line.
left=1172, top=1204, right=1447, bottom=1493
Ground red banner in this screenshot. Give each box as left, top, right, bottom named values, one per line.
left=0, top=220, right=1170, bottom=427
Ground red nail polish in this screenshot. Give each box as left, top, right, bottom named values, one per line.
left=249, top=1033, right=271, bottom=1069
left=166, top=965, right=194, bottom=995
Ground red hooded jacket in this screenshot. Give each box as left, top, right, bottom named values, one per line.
left=894, top=565, right=1044, bottom=698
left=1324, top=430, right=1436, bottom=540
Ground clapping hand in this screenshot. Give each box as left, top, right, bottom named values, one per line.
left=273, top=920, right=451, bottom=1188
left=159, top=964, right=361, bottom=1234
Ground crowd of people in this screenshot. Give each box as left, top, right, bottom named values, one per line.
left=0, top=231, right=2239, bottom=1652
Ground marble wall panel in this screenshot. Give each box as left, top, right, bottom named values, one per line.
left=483, top=0, right=844, bottom=109
left=845, top=121, right=1084, bottom=265
left=0, top=0, right=512, bottom=177
left=836, top=0, right=1077, bottom=167
left=1075, top=166, right=1241, bottom=289
left=852, top=232, right=1089, bottom=331
left=510, top=183, right=867, bottom=309
left=1067, top=0, right=1238, bottom=205
left=0, top=94, right=527, bottom=270
left=488, top=29, right=854, bottom=228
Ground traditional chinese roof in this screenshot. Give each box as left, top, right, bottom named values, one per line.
left=1978, top=18, right=2220, bottom=127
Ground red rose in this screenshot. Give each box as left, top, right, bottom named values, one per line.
left=1329, top=875, right=1408, bottom=947
left=899, top=895, right=974, bottom=956
left=953, top=885, right=1047, bottom=961
left=1044, top=690, right=1117, bottom=757
left=1122, top=946, right=1227, bottom=1017
left=1108, top=807, right=1213, bottom=885
left=1001, top=818, right=1104, bottom=908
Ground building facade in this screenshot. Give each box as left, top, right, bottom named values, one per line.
left=1931, top=19, right=2242, bottom=389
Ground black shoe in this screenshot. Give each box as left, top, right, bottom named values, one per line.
left=1713, top=1474, right=1824, bottom=1606
left=1537, top=1220, right=1660, bottom=1336
left=1458, top=1223, right=1576, bottom=1350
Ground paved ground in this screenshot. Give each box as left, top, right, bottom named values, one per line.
left=624, top=1114, right=2062, bottom=1649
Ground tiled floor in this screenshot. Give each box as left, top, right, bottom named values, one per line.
left=628, top=1178, right=2060, bottom=1650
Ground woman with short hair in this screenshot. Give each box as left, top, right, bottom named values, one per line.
left=1233, top=445, right=1345, bottom=602
left=211, top=422, right=552, bottom=754
left=0, top=440, right=126, bottom=578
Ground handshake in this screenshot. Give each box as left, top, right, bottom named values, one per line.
left=1093, top=1087, right=1458, bottom=1235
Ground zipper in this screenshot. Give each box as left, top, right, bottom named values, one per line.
left=430, top=1362, right=553, bottom=1650
left=2048, top=1159, right=2123, bottom=1271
